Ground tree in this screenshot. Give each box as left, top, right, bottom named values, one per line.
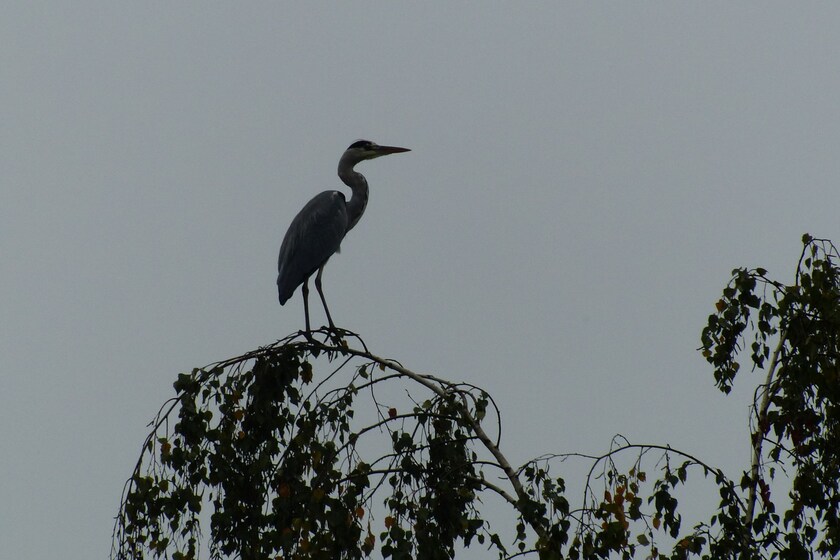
left=112, top=234, right=840, bottom=559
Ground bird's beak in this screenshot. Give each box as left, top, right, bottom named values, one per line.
left=375, top=145, right=411, bottom=155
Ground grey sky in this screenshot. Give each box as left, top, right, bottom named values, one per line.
left=2, top=4, right=839, bottom=558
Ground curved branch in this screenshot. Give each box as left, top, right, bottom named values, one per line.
left=308, top=340, right=548, bottom=539
left=572, top=440, right=740, bottom=519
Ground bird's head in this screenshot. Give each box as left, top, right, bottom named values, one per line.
left=344, top=139, right=410, bottom=162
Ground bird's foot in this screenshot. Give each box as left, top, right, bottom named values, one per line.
left=299, top=329, right=323, bottom=358
left=326, top=327, right=345, bottom=346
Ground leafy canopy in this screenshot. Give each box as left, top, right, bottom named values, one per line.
left=113, top=235, right=840, bottom=559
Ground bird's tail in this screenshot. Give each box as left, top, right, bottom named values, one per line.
left=277, top=274, right=293, bottom=306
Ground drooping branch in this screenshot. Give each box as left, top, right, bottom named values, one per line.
left=315, top=339, right=549, bottom=540
left=306, top=333, right=561, bottom=549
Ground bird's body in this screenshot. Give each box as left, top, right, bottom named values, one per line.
left=277, top=190, right=351, bottom=305
left=277, top=140, right=409, bottom=335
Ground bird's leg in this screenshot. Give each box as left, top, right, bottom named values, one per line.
left=314, top=265, right=339, bottom=336
left=301, top=278, right=315, bottom=342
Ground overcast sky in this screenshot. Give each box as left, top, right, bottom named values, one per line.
left=3, top=3, right=840, bottom=558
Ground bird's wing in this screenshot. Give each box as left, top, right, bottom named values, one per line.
left=277, top=191, right=349, bottom=304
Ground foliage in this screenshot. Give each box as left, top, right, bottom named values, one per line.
left=700, top=234, right=840, bottom=558
left=112, top=333, right=528, bottom=560
left=113, top=235, right=840, bottom=559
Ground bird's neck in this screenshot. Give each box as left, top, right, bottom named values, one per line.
left=338, top=166, right=369, bottom=232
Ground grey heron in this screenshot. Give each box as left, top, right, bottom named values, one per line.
left=277, top=140, right=410, bottom=336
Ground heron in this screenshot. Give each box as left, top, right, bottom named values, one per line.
left=277, top=139, right=410, bottom=336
